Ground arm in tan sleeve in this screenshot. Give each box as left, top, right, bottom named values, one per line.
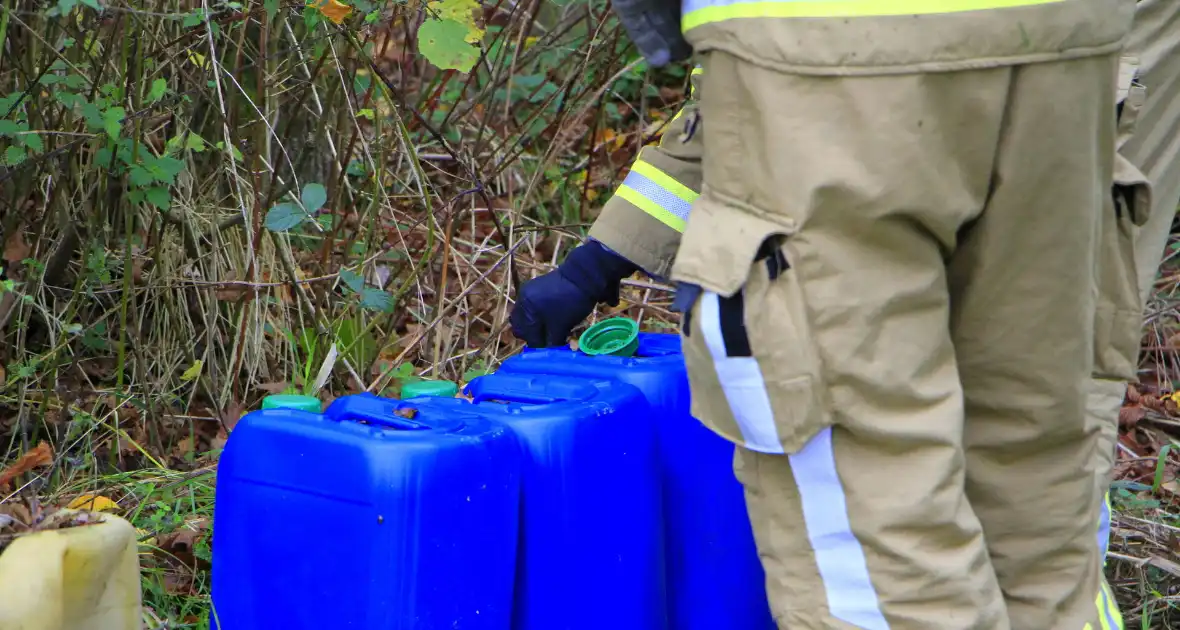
left=588, top=66, right=703, bottom=279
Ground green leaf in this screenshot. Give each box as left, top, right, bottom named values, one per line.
left=353, top=72, right=372, bottom=95
left=0, top=120, right=22, bottom=136
left=346, top=159, right=368, bottom=177
left=63, top=74, right=87, bottom=90
left=56, top=0, right=78, bottom=16
left=183, top=11, right=203, bottom=28
left=79, top=0, right=100, bottom=9
left=304, top=6, right=323, bottom=29
left=20, top=133, right=44, bottom=153
left=339, top=269, right=364, bottom=293
left=215, top=141, right=244, bottom=161
left=154, top=155, right=186, bottom=180
left=4, top=146, right=26, bottom=165
left=146, top=187, right=171, bottom=210
left=418, top=18, right=481, bottom=73
left=147, top=78, right=168, bottom=103
left=81, top=102, right=104, bottom=130
left=0, top=94, right=20, bottom=115
left=462, top=364, right=491, bottom=382
left=359, top=287, right=394, bottom=312
left=186, top=134, right=206, bottom=152
left=301, top=182, right=327, bottom=212
left=265, top=202, right=306, bottom=232
left=264, top=0, right=279, bottom=21
left=103, top=106, right=125, bottom=140
left=128, top=165, right=154, bottom=187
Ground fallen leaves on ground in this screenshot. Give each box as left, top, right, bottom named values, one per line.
left=0, top=441, right=54, bottom=491
left=66, top=494, right=120, bottom=512
left=0, top=502, right=108, bottom=554
left=147, top=516, right=212, bottom=595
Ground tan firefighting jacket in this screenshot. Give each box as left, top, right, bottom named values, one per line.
left=587, top=0, right=1137, bottom=278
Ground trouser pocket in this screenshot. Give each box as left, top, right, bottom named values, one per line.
left=1092, top=55, right=1154, bottom=381
left=672, top=194, right=831, bottom=455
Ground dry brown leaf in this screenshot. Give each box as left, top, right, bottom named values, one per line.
left=211, top=427, right=229, bottom=451
left=219, top=400, right=247, bottom=433
left=0, top=501, right=32, bottom=529
left=1126, top=383, right=1143, bottom=405
left=175, top=436, right=195, bottom=457
left=1119, top=405, right=1147, bottom=428
left=2, top=230, right=30, bottom=262
left=0, top=441, right=54, bottom=490
left=164, top=572, right=195, bottom=595
left=258, top=381, right=290, bottom=394
left=215, top=284, right=251, bottom=302
left=156, top=517, right=211, bottom=571
left=1143, top=395, right=1167, bottom=414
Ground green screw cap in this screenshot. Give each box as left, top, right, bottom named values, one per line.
left=578, top=317, right=639, bottom=357
left=400, top=380, right=459, bottom=399
left=261, top=394, right=322, bottom=413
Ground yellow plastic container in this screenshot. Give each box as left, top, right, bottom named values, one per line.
left=0, top=509, right=142, bottom=630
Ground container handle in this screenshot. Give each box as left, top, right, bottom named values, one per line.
left=465, top=374, right=597, bottom=405
left=323, top=394, right=432, bottom=431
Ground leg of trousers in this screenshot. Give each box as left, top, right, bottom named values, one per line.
left=675, top=51, right=1120, bottom=629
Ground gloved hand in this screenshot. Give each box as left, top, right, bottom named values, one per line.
left=510, top=240, right=640, bottom=348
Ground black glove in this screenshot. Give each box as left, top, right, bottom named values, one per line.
left=610, top=0, right=692, bottom=67
left=510, top=240, right=640, bottom=348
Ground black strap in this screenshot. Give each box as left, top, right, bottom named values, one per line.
left=755, top=238, right=789, bottom=280
left=718, top=291, right=752, bottom=357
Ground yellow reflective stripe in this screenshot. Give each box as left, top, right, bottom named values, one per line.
left=617, top=186, right=688, bottom=232
left=630, top=160, right=699, bottom=205
left=683, top=0, right=1065, bottom=31
left=691, top=66, right=704, bottom=76
left=613, top=157, right=700, bottom=233
left=1101, top=580, right=1124, bottom=630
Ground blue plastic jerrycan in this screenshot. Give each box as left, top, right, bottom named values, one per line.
left=499, top=333, right=775, bottom=630
left=463, top=372, right=668, bottom=630
left=210, top=395, right=521, bottom=630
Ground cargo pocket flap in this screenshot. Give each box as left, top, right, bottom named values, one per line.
left=1113, top=152, right=1153, bottom=227
left=670, top=191, right=795, bottom=297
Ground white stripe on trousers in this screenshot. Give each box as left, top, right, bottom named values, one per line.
left=699, top=290, right=889, bottom=629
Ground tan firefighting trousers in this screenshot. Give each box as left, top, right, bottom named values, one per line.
left=670, top=50, right=1120, bottom=629
left=1089, top=0, right=1180, bottom=574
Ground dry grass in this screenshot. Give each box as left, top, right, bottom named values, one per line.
left=0, top=0, right=686, bottom=623
left=1107, top=225, right=1180, bottom=628
left=0, top=0, right=687, bottom=454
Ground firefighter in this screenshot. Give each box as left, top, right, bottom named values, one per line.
left=511, top=1, right=1139, bottom=627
